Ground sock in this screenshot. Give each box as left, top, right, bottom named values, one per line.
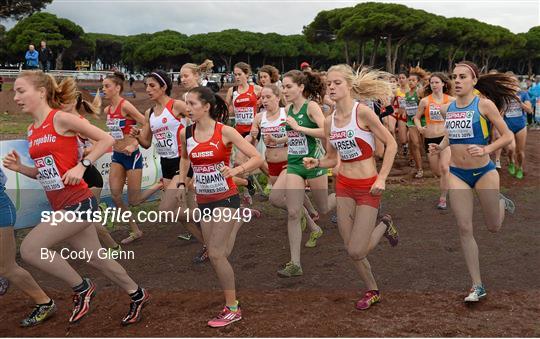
left=129, top=287, right=143, bottom=301
left=38, top=299, right=53, bottom=307
left=226, top=300, right=239, bottom=312
left=72, top=278, right=89, bottom=293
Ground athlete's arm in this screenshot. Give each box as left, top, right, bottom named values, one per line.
left=225, top=87, right=234, bottom=115
left=360, top=105, right=397, bottom=181
left=173, top=99, right=188, bottom=118
left=177, top=128, right=190, bottom=202
left=221, top=125, right=263, bottom=178
left=2, top=150, right=38, bottom=178
left=414, top=98, right=427, bottom=132
left=304, top=115, right=337, bottom=169
left=122, top=101, right=146, bottom=125
left=249, top=113, right=261, bottom=141
left=475, top=98, right=513, bottom=156
left=134, top=109, right=153, bottom=149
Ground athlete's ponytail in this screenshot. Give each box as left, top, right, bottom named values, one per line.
left=423, top=72, right=454, bottom=97
left=189, top=86, right=229, bottom=124
left=76, top=88, right=101, bottom=116
left=146, top=69, right=172, bottom=96
left=18, top=71, right=79, bottom=109
left=455, top=61, right=519, bottom=111
left=283, top=69, right=325, bottom=104
left=327, top=64, right=393, bottom=104
left=181, top=59, right=214, bottom=79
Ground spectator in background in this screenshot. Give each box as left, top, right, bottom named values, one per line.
left=528, top=75, right=540, bottom=124
left=129, top=75, right=135, bottom=88
left=25, top=44, right=39, bottom=69
left=39, top=41, right=53, bottom=72
left=300, top=61, right=311, bottom=71
left=220, top=73, right=225, bottom=88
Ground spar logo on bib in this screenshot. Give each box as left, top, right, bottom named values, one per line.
left=35, top=155, right=54, bottom=168
left=466, top=111, right=473, bottom=119
left=347, top=130, right=354, bottom=138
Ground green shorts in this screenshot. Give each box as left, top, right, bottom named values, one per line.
left=407, top=116, right=426, bottom=127
left=287, top=163, right=327, bottom=179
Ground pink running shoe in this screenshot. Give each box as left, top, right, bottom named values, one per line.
left=208, top=306, right=242, bottom=328
left=355, top=290, right=380, bottom=310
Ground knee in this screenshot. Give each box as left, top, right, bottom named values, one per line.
left=457, top=223, right=474, bottom=238
left=486, top=223, right=502, bottom=234
left=207, top=247, right=226, bottom=262
left=440, top=164, right=449, bottom=176
left=20, top=240, right=39, bottom=264
left=127, top=197, right=140, bottom=207
left=287, top=206, right=302, bottom=220
left=268, top=192, right=284, bottom=208
left=347, top=246, right=368, bottom=261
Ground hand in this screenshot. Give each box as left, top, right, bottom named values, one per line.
left=62, top=163, right=85, bottom=186
left=369, top=177, right=386, bottom=195
left=418, top=126, right=426, bottom=135
left=428, top=143, right=441, bottom=155
left=263, top=134, right=277, bottom=146
left=467, top=145, right=486, bottom=157
left=219, top=166, right=239, bottom=179
left=286, top=116, right=300, bottom=130
left=123, top=144, right=137, bottom=156
left=3, top=150, right=22, bottom=172
left=303, top=157, right=318, bottom=169
left=129, top=127, right=141, bottom=138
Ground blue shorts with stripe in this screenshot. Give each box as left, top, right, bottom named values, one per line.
left=111, top=149, right=143, bottom=170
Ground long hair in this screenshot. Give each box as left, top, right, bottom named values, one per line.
left=423, top=72, right=454, bottom=97
left=327, top=64, right=393, bottom=104
left=19, top=71, right=78, bottom=109
left=283, top=69, right=325, bottom=104
left=188, top=86, right=228, bottom=124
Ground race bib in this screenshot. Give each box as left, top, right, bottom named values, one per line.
left=287, top=130, right=308, bottom=155
left=106, top=119, right=124, bottom=140
left=154, top=130, right=177, bottom=158
left=261, top=125, right=287, bottom=147
left=34, top=155, right=65, bottom=191
left=193, top=162, right=229, bottom=195
left=505, top=101, right=523, bottom=118
left=330, top=130, right=362, bottom=161
left=405, top=101, right=418, bottom=117
left=235, top=107, right=254, bottom=125
left=445, top=111, right=474, bottom=139
left=428, top=103, right=444, bottom=122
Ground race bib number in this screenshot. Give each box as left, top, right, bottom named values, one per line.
left=405, top=101, right=418, bottom=117
left=428, top=104, right=444, bottom=122
left=287, top=130, right=308, bottom=155
left=193, top=162, right=229, bottom=195
left=235, top=107, right=254, bottom=125
left=107, top=119, right=124, bottom=140
left=445, top=111, right=474, bottom=139
left=154, top=130, right=177, bottom=158
left=261, top=125, right=287, bottom=147
left=330, top=130, right=361, bottom=160
left=34, top=155, right=65, bottom=191
left=505, top=101, right=523, bottom=118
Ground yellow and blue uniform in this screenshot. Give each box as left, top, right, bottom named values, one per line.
left=446, top=96, right=495, bottom=188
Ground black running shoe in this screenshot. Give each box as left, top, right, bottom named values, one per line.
left=247, top=176, right=257, bottom=196
left=193, top=245, right=209, bottom=264
left=0, top=277, right=8, bottom=295
left=69, top=278, right=96, bottom=323
left=121, top=288, right=150, bottom=326
left=20, top=300, right=57, bottom=327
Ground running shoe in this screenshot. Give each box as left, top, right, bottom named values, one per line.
left=310, top=212, right=320, bottom=222
left=437, top=198, right=447, bottom=210
left=247, top=176, right=257, bottom=196
left=414, top=169, right=423, bottom=179
left=381, top=214, right=399, bottom=247
left=0, top=277, right=8, bottom=295
left=208, top=305, right=242, bottom=328
left=121, top=231, right=143, bottom=245
left=495, top=159, right=501, bottom=169
left=121, top=288, right=150, bottom=326
left=263, top=184, right=272, bottom=196
left=69, top=278, right=96, bottom=323
left=20, top=300, right=57, bottom=327
left=277, top=262, right=303, bottom=277
left=355, top=290, right=380, bottom=310
left=500, top=193, right=516, bottom=214
left=248, top=208, right=262, bottom=218
left=193, top=246, right=209, bottom=264
left=508, top=162, right=516, bottom=176
left=108, top=245, right=122, bottom=257
left=515, top=168, right=524, bottom=180
left=98, top=202, right=115, bottom=230
left=305, top=229, right=323, bottom=248
left=242, top=192, right=253, bottom=206
left=402, top=145, right=408, bottom=157
left=330, top=214, right=338, bottom=224
left=464, top=284, right=486, bottom=302
left=300, top=213, right=307, bottom=232
left=177, top=232, right=193, bottom=241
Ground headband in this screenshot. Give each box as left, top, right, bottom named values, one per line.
left=455, top=64, right=477, bottom=79
left=151, top=72, right=167, bottom=87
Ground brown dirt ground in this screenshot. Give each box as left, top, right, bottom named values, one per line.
left=0, top=79, right=539, bottom=337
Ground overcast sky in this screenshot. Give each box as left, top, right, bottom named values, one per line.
left=2, top=0, right=539, bottom=35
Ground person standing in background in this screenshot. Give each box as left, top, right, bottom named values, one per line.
left=25, top=45, right=39, bottom=70
left=39, top=41, right=53, bottom=72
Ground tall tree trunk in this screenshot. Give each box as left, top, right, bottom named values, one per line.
left=344, top=40, right=350, bottom=65
left=528, top=57, right=533, bottom=77
left=370, top=38, right=381, bottom=66
left=418, top=44, right=427, bottom=66
left=247, top=54, right=251, bottom=65
left=385, top=35, right=392, bottom=72
left=391, top=37, right=407, bottom=74
left=359, top=41, right=365, bottom=67
left=281, top=56, right=285, bottom=73
left=55, top=49, right=64, bottom=70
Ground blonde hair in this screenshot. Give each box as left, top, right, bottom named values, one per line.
left=181, top=59, right=214, bottom=76
left=19, top=70, right=78, bottom=109
left=76, top=88, right=101, bottom=116
left=409, top=66, right=430, bottom=81
left=327, top=64, right=393, bottom=103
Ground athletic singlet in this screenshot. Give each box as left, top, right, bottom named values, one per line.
left=503, top=98, right=524, bottom=119
left=186, top=122, right=237, bottom=204
left=27, top=110, right=92, bottom=210
left=396, top=88, right=406, bottom=108
left=446, top=96, right=490, bottom=146
left=233, top=85, right=258, bottom=134
left=286, top=102, right=319, bottom=162
left=106, top=99, right=136, bottom=140
left=329, top=102, right=375, bottom=162
left=149, top=99, right=187, bottom=159
left=424, top=94, right=450, bottom=124
left=404, top=90, right=419, bottom=117
left=260, top=108, right=287, bottom=148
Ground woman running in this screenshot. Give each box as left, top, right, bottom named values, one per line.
left=395, top=72, right=409, bottom=156
left=304, top=65, right=399, bottom=310
left=414, top=73, right=455, bottom=209
left=63, top=89, right=122, bottom=253
left=257, top=64, right=280, bottom=88
left=4, top=71, right=149, bottom=325
left=103, top=71, right=162, bottom=245
left=273, top=70, right=336, bottom=277
left=429, top=61, right=517, bottom=302
left=0, top=166, right=56, bottom=326
left=405, top=72, right=424, bottom=178
left=178, top=86, right=263, bottom=327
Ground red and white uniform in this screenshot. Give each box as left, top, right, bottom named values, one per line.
left=329, top=102, right=375, bottom=162
left=260, top=108, right=287, bottom=148
left=233, top=85, right=258, bottom=135
left=186, top=123, right=238, bottom=204
left=329, top=102, right=379, bottom=208
left=149, top=99, right=187, bottom=159
left=106, top=99, right=136, bottom=140
left=28, top=110, right=93, bottom=211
